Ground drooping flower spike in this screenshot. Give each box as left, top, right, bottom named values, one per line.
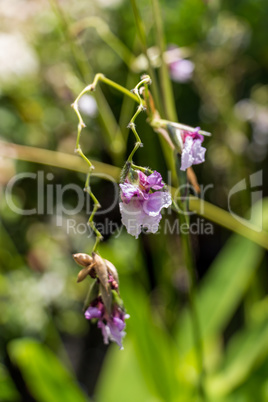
left=73, top=253, right=129, bottom=350
left=119, top=168, right=172, bottom=238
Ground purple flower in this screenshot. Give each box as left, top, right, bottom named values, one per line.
left=120, top=181, right=146, bottom=203
left=85, top=299, right=129, bottom=350
left=169, top=59, right=195, bottom=83
left=165, top=46, right=195, bottom=83
left=119, top=170, right=172, bottom=238
left=79, top=255, right=129, bottom=350
left=147, top=170, right=165, bottom=190
left=85, top=306, right=102, bottom=320
left=180, top=128, right=206, bottom=171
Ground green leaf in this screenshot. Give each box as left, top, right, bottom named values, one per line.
left=207, top=318, right=268, bottom=398
left=7, top=338, right=89, bottom=402
left=0, top=364, right=20, bottom=402
left=120, top=279, right=189, bottom=402
left=176, top=200, right=267, bottom=354
left=95, top=339, right=158, bottom=402
left=177, top=234, right=264, bottom=354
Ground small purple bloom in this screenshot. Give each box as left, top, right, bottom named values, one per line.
left=165, top=45, right=195, bottom=83
left=119, top=182, right=144, bottom=203
left=180, top=128, right=206, bottom=171
left=108, top=317, right=126, bottom=349
left=85, top=306, right=102, bottom=320
left=113, top=316, right=126, bottom=332
left=119, top=169, right=172, bottom=238
left=85, top=295, right=129, bottom=350
left=97, top=321, right=110, bottom=345
left=169, top=59, right=195, bottom=83
left=146, top=170, right=164, bottom=190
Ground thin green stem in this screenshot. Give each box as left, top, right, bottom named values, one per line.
left=75, top=147, right=93, bottom=169
left=117, top=73, right=138, bottom=139
left=130, top=163, right=153, bottom=175
left=172, top=152, right=207, bottom=400
left=151, top=0, right=177, bottom=121
left=0, top=140, right=121, bottom=177
left=189, top=197, right=267, bottom=246
left=126, top=75, right=152, bottom=162
left=173, top=196, right=207, bottom=400
left=91, top=74, right=140, bottom=103
left=158, top=119, right=212, bottom=137
left=49, top=0, right=124, bottom=163
left=71, top=73, right=140, bottom=158
left=48, top=0, right=91, bottom=82
left=71, top=73, right=210, bottom=172
left=71, top=17, right=135, bottom=69
left=72, top=72, right=143, bottom=163
left=84, top=177, right=103, bottom=252
left=130, top=0, right=164, bottom=117
left=72, top=87, right=103, bottom=252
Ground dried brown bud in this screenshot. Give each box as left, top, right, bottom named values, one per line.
left=77, top=267, right=92, bottom=283
left=105, top=259, right=119, bottom=286
left=73, top=253, right=93, bottom=267
left=92, top=253, right=113, bottom=314
left=92, top=253, right=108, bottom=291
left=73, top=252, right=120, bottom=315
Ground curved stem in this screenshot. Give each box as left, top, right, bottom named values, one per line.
left=130, top=163, right=153, bottom=175
left=126, top=75, right=152, bottom=162
left=72, top=86, right=104, bottom=252
left=158, top=119, right=212, bottom=137
left=84, top=174, right=103, bottom=252
left=90, top=74, right=140, bottom=103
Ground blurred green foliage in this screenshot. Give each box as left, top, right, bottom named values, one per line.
left=0, top=0, right=268, bottom=401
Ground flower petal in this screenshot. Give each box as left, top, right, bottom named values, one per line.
left=170, top=59, right=195, bottom=83
left=181, top=136, right=194, bottom=171
left=119, top=183, right=142, bottom=203
left=143, top=191, right=172, bottom=217
left=85, top=306, right=102, bottom=320
left=138, top=170, right=149, bottom=188
left=97, top=321, right=110, bottom=344
left=139, top=212, right=162, bottom=234
left=119, top=200, right=144, bottom=239
left=108, top=319, right=125, bottom=350
left=191, top=139, right=206, bottom=165
left=181, top=134, right=206, bottom=170
left=147, top=171, right=164, bottom=190
left=113, top=316, right=126, bottom=332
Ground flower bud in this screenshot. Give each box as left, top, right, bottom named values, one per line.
left=77, top=267, right=92, bottom=283
left=92, top=253, right=109, bottom=291
left=73, top=253, right=93, bottom=267
left=105, top=259, right=119, bottom=286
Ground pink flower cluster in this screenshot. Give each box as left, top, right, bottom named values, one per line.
left=85, top=296, right=129, bottom=350
left=119, top=170, right=172, bottom=238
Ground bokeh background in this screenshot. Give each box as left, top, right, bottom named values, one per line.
left=0, top=0, right=268, bottom=401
